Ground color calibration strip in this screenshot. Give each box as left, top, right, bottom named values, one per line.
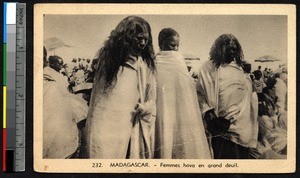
left=3, top=2, right=26, bottom=172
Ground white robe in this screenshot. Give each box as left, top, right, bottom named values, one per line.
left=43, top=67, right=88, bottom=158
left=275, top=78, right=287, bottom=114
left=155, top=51, right=211, bottom=159
left=197, top=60, right=258, bottom=148
left=86, top=56, right=156, bottom=159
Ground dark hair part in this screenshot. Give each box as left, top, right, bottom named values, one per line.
left=266, top=76, right=277, bottom=89
left=253, top=70, right=262, bottom=80
left=48, top=55, right=63, bottom=65
left=242, top=61, right=251, bottom=74
left=94, top=16, right=155, bottom=90
left=158, top=28, right=179, bottom=50
left=274, top=73, right=280, bottom=78
left=209, top=34, right=244, bottom=68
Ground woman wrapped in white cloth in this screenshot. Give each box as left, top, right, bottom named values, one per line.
left=43, top=54, right=88, bottom=158
left=154, top=28, right=211, bottom=159
left=197, top=34, right=258, bottom=159
left=85, top=16, right=156, bottom=159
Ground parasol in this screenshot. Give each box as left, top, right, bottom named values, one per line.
left=254, top=55, right=281, bottom=63
left=254, top=55, right=281, bottom=69
left=44, top=37, right=72, bottom=53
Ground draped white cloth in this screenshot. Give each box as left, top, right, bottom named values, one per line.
left=85, top=56, right=156, bottom=159
left=155, top=51, right=211, bottom=159
left=275, top=78, right=287, bottom=114
left=197, top=61, right=258, bottom=148
left=43, top=67, right=88, bottom=158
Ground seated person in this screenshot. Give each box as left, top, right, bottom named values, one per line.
left=251, top=81, right=287, bottom=159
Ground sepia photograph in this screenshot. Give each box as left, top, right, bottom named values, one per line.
left=34, top=4, right=296, bottom=173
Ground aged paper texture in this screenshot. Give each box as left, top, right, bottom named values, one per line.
left=34, top=3, right=296, bottom=173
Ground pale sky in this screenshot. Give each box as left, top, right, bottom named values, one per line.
left=44, top=15, right=287, bottom=70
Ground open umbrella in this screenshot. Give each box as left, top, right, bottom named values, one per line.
left=44, top=37, right=72, bottom=54
left=255, top=55, right=281, bottom=63
left=254, top=55, right=281, bottom=70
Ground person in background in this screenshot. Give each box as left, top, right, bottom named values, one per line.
left=242, top=61, right=252, bottom=74
left=73, top=66, right=86, bottom=86
left=277, top=64, right=288, bottom=85
left=258, top=65, right=261, bottom=71
left=86, top=58, right=91, bottom=64
left=85, top=58, right=99, bottom=84
left=253, top=70, right=266, bottom=102
left=251, top=77, right=287, bottom=159
left=85, top=58, right=92, bottom=73
left=43, top=54, right=88, bottom=159
left=78, top=58, right=86, bottom=70
left=197, top=34, right=258, bottom=159
left=267, top=68, right=274, bottom=78
left=274, top=73, right=287, bottom=115
left=85, top=16, right=156, bottom=159
left=60, top=63, right=70, bottom=82
left=43, top=46, right=48, bottom=68
left=81, top=58, right=87, bottom=71
left=263, top=68, right=269, bottom=82
left=44, top=55, right=69, bottom=90
left=68, top=58, right=78, bottom=77
left=154, top=28, right=211, bottom=159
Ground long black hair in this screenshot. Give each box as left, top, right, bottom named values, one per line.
left=209, top=34, right=244, bottom=68
left=94, top=16, right=155, bottom=90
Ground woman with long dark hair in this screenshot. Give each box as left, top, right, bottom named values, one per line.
left=85, top=16, right=156, bottom=159
left=197, top=34, right=258, bottom=159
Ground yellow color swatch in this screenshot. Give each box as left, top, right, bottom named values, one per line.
left=3, top=86, right=6, bottom=128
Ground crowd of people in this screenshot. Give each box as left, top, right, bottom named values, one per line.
left=43, top=16, right=287, bottom=159
left=250, top=64, right=287, bottom=158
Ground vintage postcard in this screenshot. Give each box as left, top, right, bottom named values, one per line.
left=34, top=4, right=296, bottom=173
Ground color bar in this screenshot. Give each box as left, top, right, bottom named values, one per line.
left=3, top=2, right=17, bottom=172
left=3, top=2, right=7, bottom=171
left=2, top=128, right=6, bottom=171
left=3, top=2, right=6, bottom=43
left=15, top=3, right=26, bottom=172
